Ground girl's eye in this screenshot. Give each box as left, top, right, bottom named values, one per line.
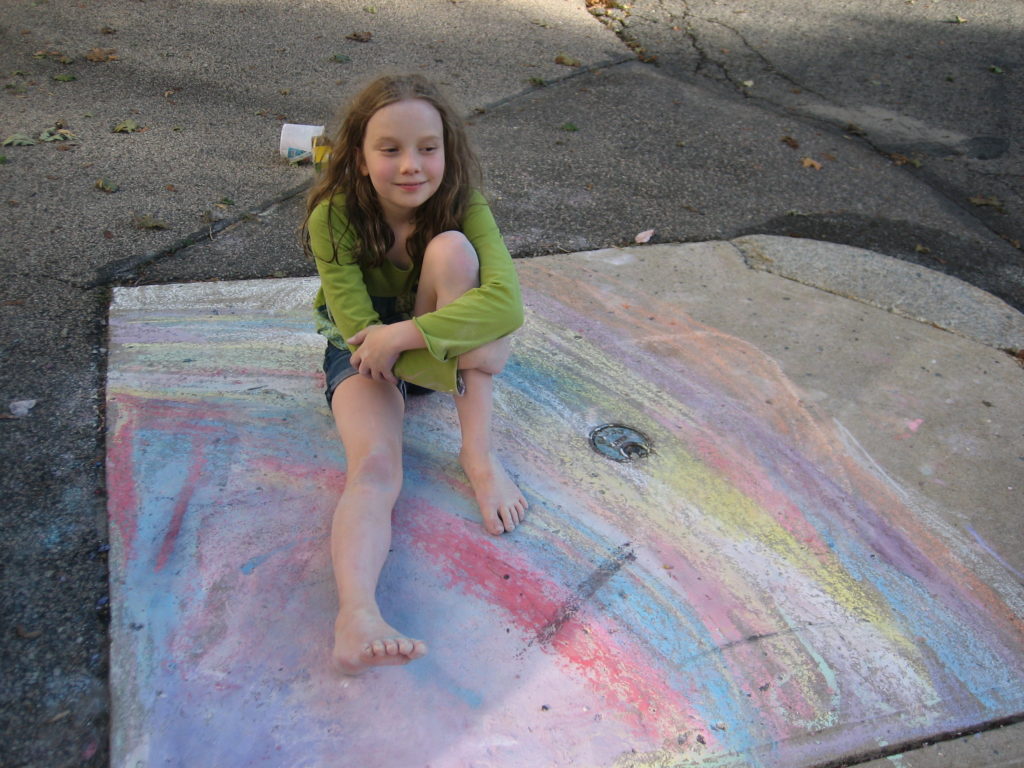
left=421, top=146, right=438, bottom=153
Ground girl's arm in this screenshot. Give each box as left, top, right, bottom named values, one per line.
left=409, top=190, right=524, bottom=363
left=313, top=198, right=462, bottom=390
left=311, top=199, right=390, bottom=350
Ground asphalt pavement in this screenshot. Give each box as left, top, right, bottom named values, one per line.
left=1, top=0, right=1022, bottom=766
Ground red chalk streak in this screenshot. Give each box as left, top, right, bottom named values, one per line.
left=106, top=393, right=234, bottom=562
left=155, top=441, right=206, bottom=572
left=106, top=398, right=140, bottom=559
left=407, top=506, right=697, bottom=740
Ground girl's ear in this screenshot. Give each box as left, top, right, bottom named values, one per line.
left=356, top=148, right=368, bottom=176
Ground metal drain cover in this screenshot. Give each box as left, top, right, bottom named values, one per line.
left=589, top=424, right=651, bottom=462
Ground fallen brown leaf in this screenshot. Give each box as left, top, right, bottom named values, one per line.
left=781, top=136, right=799, bottom=149
left=113, top=119, right=142, bottom=133
left=85, top=47, right=117, bottom=62
left=801, top=157, right=822, bottom=170
left=968, top=194, right=1005, bottom=211
left=16, top=625, right=42, bottom=639
left=346, top=31, right=372, bottom=42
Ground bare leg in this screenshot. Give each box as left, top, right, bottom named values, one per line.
left=330, top=374, right=427, bottom=674
left=416, top=232, right=528, bottom=535
left=454, top=368, right=528, bottom=534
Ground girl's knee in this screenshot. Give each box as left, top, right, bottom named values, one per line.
left=459, top=336, right=511, bottom=375
left=424, top=231, right=478, bottom=276
left=348, top=450, right=403, bottom=495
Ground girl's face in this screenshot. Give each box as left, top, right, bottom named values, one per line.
left=359, top=98, right=446, bottom=223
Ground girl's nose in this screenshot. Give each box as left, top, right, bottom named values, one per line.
left=400, top=151, right=420, bottom=174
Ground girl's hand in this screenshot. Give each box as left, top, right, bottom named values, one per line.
left=348, top=325, right=400, bottom=384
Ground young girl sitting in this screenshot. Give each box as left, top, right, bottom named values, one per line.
left=302, top=74, right=528, bottom=675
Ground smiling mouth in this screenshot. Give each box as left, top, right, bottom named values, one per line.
left=396, top=181, right=425, bottom=190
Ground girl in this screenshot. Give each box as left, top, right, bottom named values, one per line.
left=302, top=74, right=527, bottom=675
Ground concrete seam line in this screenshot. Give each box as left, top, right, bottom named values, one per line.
left=84, top=182, right=312, bottom=289
left=807, top=712, right=1024, bottom=768
left=473, top=54, right=636, bottom=115
left=85, top=58, right=637, bottom=290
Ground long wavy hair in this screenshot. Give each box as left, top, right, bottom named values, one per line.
left=302, top=74, right=482, bottom=269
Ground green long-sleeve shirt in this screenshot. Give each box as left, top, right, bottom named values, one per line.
left=311, top=189, right=523, bottom=393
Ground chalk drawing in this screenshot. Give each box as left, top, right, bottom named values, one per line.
left=106, top=266, right=1024, bottom=768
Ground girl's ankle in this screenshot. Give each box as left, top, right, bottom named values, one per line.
left=337, top=601, right=381, bottom=618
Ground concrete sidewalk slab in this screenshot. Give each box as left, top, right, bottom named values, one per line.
left=732, top=235, right=1024, bottom=351
left=105, top=244, right=1024, bottom=767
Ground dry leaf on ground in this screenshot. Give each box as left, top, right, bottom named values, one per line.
left=85, top=47, right=117, bottom=62
left=132, top=213, right=168, bottom=230
left=968, top=195, right=1007, bottom=212
left=3, top=133, right=36, bottom=146
left=113, top=119, right=142, bottom=133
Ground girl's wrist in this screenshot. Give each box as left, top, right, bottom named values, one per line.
left=387, top=319, right=427, bottom=353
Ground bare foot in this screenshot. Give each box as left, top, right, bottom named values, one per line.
left=460, top=449, right=528, bottom=535
left=333, top=607, right=427, bottom=675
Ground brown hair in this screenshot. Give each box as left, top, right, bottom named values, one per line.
left=302, top=74, right=482, bottom=269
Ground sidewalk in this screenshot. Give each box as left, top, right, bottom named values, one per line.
left=105, top=239, right=1024, bottom=767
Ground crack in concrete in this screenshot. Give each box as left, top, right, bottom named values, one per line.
left=700, top=15, right=830, bottom=101
left=10, top=272, right=86, bottom=290
left=678, top=623, right=821, bottom=666
left=584, top=2, right=1021, bottom=259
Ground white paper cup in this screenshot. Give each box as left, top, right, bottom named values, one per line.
left=279, top=124, right=325, bottom=160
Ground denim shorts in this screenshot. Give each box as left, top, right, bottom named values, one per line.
left=323, top=296, right=433, bottom=406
